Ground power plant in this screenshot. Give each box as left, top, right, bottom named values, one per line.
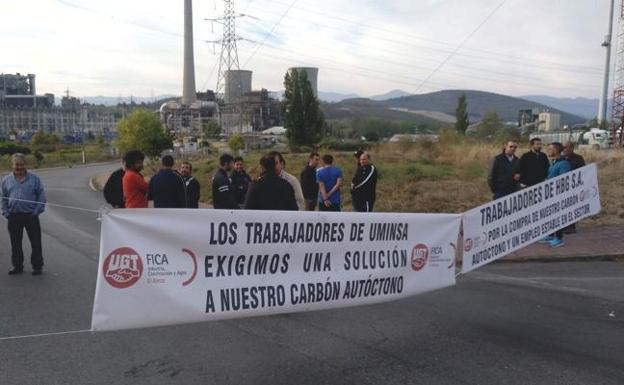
left=0, top=73, right=118, bottom=136
left=160, top=0, right=318, bottom=135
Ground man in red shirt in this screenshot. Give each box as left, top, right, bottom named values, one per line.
left=122, top=150, right=148, bottom=208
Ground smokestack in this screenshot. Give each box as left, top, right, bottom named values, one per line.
left=182, top=0, right=197, bottom=105
left=598, top=0, right=615, bottom=125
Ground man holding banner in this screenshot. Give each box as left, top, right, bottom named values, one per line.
left=487, top=141, right=520, bottom=200
left=542, top=142, right=571, bottom=248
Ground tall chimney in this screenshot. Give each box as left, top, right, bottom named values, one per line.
left=182, top=0, right=197, bottom=105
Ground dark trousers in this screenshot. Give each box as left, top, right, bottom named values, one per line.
left=493, top=190, right=514, bottom=200
left=8, top=213, right=43, bottom=269
left=352, top=197, right=375, bottom=212
left=319, top=202, right=341, bottom=212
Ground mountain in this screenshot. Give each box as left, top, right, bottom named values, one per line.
left=320, top=98, right=445, bottom=127
left=318, top=91, right=360, bottom=102
left=370, top=89, right=411, bottom=101
left=520, top=95, right=608, bottom=120
left=322, top=90, right=588, bottom=126
left=379, top=90, right=588, bottom=125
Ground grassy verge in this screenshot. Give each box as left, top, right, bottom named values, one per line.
left=0, top=145, right=117, bottom=172
left=92, top=137, right=624, bottom=227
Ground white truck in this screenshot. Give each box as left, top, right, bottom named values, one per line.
left=529, top=128, right=610, bottom=150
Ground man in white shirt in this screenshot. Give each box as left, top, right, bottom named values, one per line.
left=269, top=151, right=305, bottom=210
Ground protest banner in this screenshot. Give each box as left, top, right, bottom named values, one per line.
left=92, top=210, right=461, bottom=331
left=462, top=164, right=601, bottom=273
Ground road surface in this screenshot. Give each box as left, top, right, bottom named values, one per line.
left=0, top=163, right=622, bottom=385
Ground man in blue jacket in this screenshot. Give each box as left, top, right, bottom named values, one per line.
left=1, top=153, right=47, bottom=275
left=543, top=142, right=571, bottom=248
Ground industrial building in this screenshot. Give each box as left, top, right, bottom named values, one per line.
left=219, top=70, right=282, bottom=134
left=0, top=73, right=54, bottom=108
left=537, top=111, right=561, bottom=132
left=0, top=73, right=119, bottom=135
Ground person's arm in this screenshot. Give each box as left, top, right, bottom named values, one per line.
left=243, top=183, right=257, bottom=210
left=177, top=176, right=187, bottom=208
left=33, top=176, right=46, bottom=215
left=103, top=172, right=115, bottom=205
left=352, top=166, right=375, bottom=191
left=291, top=177, right=305, bottom=209
left=1, top=179, right=9, bottom=218
left=327, top=177, right=342, bottom=197
left=487, top=157, right=497, bottom=192
left=286, top=184, right=298, bottom=211
left=518, top=155, right=527, bottom=185
left=190, top=180, right=200, bottom=208
left=147, top=176, right=154, bottom=201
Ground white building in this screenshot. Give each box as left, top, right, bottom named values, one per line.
left=538, top=112, right=561, bottom=132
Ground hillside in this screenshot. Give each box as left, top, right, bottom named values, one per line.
left=320, top=98, right=443, bottom=127
left=521, top=95, right=607, bottom=119
left=379, top=90, right=587, bottom=125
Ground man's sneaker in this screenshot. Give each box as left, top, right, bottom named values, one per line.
left=538, top=236, right=554, bottom=244
left=550, top=238, right=565, bottom=248
left=8, top=267, right=23, bottom=275
left=32, top=269, right=42, bottom=276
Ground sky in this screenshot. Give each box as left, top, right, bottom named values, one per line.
left=0, top=0, right=616, bottom=99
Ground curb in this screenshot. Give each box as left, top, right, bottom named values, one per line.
left=500, top=254, right=624, bottom=264
left=89, top=176, right=99, bottom=192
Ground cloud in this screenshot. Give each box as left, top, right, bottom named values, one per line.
left=0, top=0, right=611, bottom=98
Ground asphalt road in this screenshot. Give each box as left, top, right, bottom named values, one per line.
left=0, top=163, right=623, bottom=385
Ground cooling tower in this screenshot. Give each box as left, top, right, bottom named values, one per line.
left=224, top=70, right=252, bottom=104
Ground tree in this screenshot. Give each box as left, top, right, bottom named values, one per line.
left=202, top=120, right=221, bottom=137
left=116, top=110, right=172, bottom=158
left=34, top=150, right=44, bottom=167
left=282, top=69, right=324, bottom=146
left=476, top=111, right=503, bottom=139
left=31, top=130, right=48, bottom=146
left=228, top=133, right=245, bottom=153
left=455, top=93, right=469, bottom=134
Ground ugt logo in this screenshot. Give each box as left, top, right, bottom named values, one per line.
left=102, top=247, right=143, bottom=289
left=411, top=243, right=429, bottom=272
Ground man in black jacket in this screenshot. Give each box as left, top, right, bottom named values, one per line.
left=563, top=142, right=586, bottom=170
left=148, top=155, right=186, bottom=208
left=103, top=159, right=125, bottom=208
left=212, top=154, right=238, bottom=209
left=563, top=142, right=586, bottom=234
left=245, top=155, right=298, bottom=211
left=519, top=138, right=549, bottom=187
left=351, top=152, right=377, bottom=212
left=179, top=161, right=200, bottom=208
left=300, top=152, right=320, bottom=211
left=487, top=141, right=520, bottom=200
left=231, top=157, right=252, bottom=209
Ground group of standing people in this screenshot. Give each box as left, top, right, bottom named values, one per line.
left=104, top=151, right=200, bottom=209
left=105, top=149, right=379, bottom=213
left=487, top=138, right=586, bottom=248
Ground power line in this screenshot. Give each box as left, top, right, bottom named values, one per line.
left=237, top=44, right=600, bottom=95
left=413, top=0, right=508, bottom=93
left=259, top=0, right=603, bottom=73
left=242, top=0, right=298, bottom=68
left=237, top=23, right=601, bottom=94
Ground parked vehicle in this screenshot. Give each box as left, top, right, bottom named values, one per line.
left=530, top=128, right=610, bottom=150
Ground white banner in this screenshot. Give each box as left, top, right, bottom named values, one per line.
left=92, top=210, right=461, bottom=331
left=462, top=163, right=601, bottom=273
